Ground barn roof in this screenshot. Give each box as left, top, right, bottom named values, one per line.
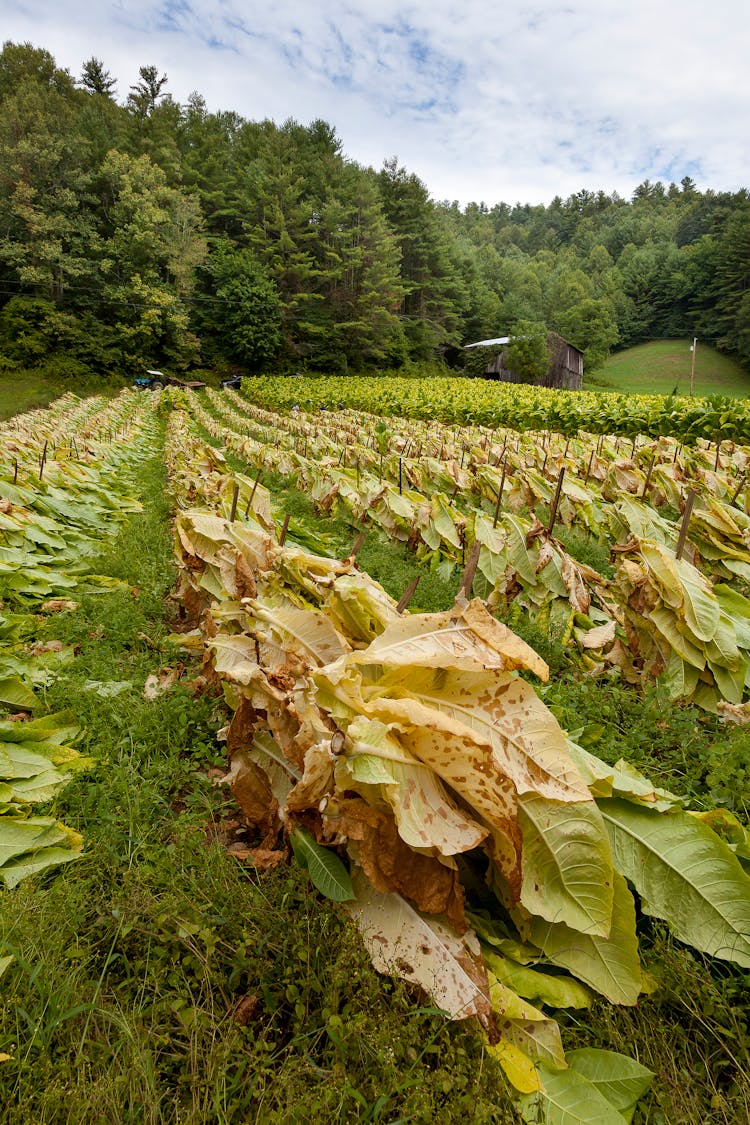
left=464, top=337, right=510, bottom=349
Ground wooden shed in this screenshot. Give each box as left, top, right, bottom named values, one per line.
left=464, top=331, right=583, bottom=390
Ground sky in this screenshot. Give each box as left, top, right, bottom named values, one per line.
left=4, top=0, right=749, bottom=207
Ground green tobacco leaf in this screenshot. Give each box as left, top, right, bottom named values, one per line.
left=0, top=844, right=81, bottom=888
left=519, top=1064, right=636, bottom=1125
left=0, top=816, right=70, bottom=867
left=566, top=741, right=681, bottom=812
left=289, top=826, right=355, bottom=902
left=7, top=767, right=71, bottom=804
left=661, top=649, right=701, bottom=702
left=529, top=870, right=642, bottom=1004
left=518, top=794, right=614, bottom=937
left=0, top=712, right=78, bottom=744
left=678, top=567, right=720, bottom=643
left=0, top=676, right=38, bottom=711
left=484, top=948, right=593, bottom=1010
left=599, top=798, right=750, bottom=967
left=488, top=975, right=566, bottom=1070
left=565, top=1049, right=653, bottom=1122
left=714, top=585, right=750, bottom=649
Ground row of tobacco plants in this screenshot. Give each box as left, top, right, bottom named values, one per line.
left=2, top=390, right=525, bottom=1125
left=1, top=382, right=749, bottom=1123
left=162, top=381, right=750, bottom=1124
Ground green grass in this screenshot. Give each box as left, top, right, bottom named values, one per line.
left=0, top=434, right=516, bottom=1125
left=589, top=340, right=750, bottom=398
left=0, top=372, right=61, bottom=419
left=0, top=370, right=124, bottom=420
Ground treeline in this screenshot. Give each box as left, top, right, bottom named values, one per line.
left=1, top=40, right=748, bottom=380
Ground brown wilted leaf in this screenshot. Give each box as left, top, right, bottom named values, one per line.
left=185, top=676, right=210, bottom=696
left=143, top=666, right=182, bottom=700
left=227, top=750, right=279, bottom=835
left=29, top=640, right=67, bottom=655
left=326, top=798, right=466, bottom=933
left=40, top=599, right=78, bottom=614
left=234, top=554, right=257, bottom=600
left=224, top=697, right=263, bottom=754
left=231, top=995, right=260, bottom=1025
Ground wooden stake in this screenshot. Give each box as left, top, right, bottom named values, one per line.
left=493, top=460, right=508, bottom=528
left=278, top=513, right=291, bottom=545
left=547, top=467, right=565, bottom=534
left=229, top=482, right=239, bottom=522
left=396, top=575, right=420, bottom=614
left=641, top=452, right=656, bottom=498
left=714, top=441, right=721, bottom=472
left=584, top=449, right=595, bottom=482
left=348, top=531, right=366, bottom=559
left=731, top=473, right=747, bottom=505
left=242, top=467, right=263, bottom=518
left=13, top=459, right=17, bottom=484
left=675, top=490, right=696, bottom=560
left=398, top=457, right=402, bottom=494
left=458, top=540, right=481, bottom=599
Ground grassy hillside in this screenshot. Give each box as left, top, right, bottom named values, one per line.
left=0, top=372, right=61, bottom=420
left=589, top=340, right=750, bottom=397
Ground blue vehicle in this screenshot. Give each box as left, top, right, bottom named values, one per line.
left=133, top=370, right=207, bottom=391
left=134, top=369, right=164, bottom=390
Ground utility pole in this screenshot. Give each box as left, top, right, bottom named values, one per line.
left=689, top=337, right=697, bottom=395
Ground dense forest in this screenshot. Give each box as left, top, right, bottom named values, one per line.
left=1, top=40, right=749, bottom=380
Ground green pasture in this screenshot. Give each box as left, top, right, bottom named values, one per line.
left=591, top=339, right=750, bottom=397
left=0, top=373, right=60, bottom=420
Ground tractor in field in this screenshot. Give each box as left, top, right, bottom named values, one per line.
left=133, top=370, right=207, bottom=391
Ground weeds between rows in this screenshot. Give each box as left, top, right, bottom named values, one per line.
left=0, top=437, right=516, bottom=1124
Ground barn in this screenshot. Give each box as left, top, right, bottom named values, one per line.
left=464, top=331, right=583, bottom=390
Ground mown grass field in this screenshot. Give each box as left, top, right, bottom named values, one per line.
left=1, top=383, right=749, bottom=1125
left=0, top=373, right=61, bottom=420
left=591, top=339, right=750, bottom=397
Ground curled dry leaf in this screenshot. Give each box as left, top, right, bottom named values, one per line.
left=717, top=700, right=750, bottom=725
left=143, top=666, right=182, bottom=700
left=40, top=599, right=78, bottom=614
left=28, top=640, right=67, bottom=655
left=581, top=621, right=617, bottom=650
left=231, top=994, right=261, bottom=1026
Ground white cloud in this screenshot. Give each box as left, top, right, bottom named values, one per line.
left=3, top=0, right=748, bottom=205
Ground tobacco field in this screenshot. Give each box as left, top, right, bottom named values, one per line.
left=1, top=379, right=749, bottom=1125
